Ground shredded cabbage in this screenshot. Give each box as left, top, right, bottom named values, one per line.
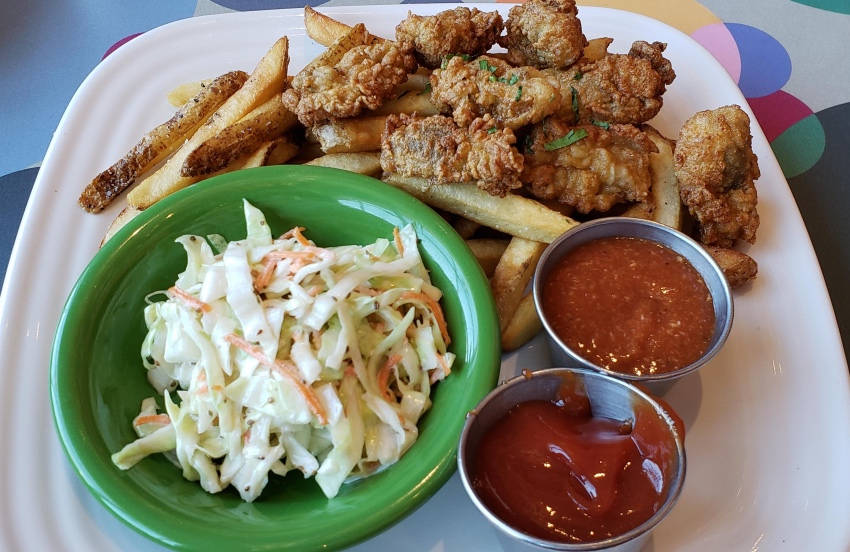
left=111, top=200, right=454, bottom=502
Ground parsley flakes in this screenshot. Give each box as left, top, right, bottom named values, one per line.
left=544, top=128, right=588, bottom=151
left=591, top=120, right=610, bottom=129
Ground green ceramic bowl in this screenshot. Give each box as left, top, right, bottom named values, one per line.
left=50, top=165, right=500, bottom=551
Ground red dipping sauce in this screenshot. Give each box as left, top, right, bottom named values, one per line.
left=542, top=236, right=715, bottom=376
left=470, top=382, right=680, bottom=543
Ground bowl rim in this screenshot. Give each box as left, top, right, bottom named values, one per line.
left=532, top=217, right=734, bottom=382
left=457, top=366, right=687, bottom=550
left=49, top=165, right=502, bottom=551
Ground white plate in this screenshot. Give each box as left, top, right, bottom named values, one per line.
left=1, top=4, right=848, bottom=551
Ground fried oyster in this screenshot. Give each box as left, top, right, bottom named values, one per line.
left=674, top=105, right=760, bottom=247
left=395, top=7, right=503, bottom=69
left=521, top=119, right=657, bottom=213
left=380, top=113, right=523, bottom=196
left=282, top=25, right=417, bottom=126
left=499, top=0, right=587, bottom=69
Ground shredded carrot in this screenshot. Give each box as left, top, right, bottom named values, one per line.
left=393, top=227, right=404, bottom=256
left=133, top=414, right=170, bottom=427
left=429, top=355, right=451, bottom=385
left=344, top=361, right=356, bottom=378
left=401, top=291, right=450, bottom=345
left=293, top=226, right=311, bottom=247
left=307, top=285, right=322, bottom=297
left=169, top=286, right=212, bottom=313
left=254, top=250, right=319, bottom=290
left=377, top=354, right=402, bottom=402
left=224, top=333, right=328, bottom=425
left=281, top=226, right=305, bottom=240
left=242, top=429, right=252, bottom=444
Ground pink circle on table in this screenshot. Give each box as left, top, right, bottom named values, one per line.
left=101, top=33, right=143, bottom=61
left=691, top=23, right=741, bottom=83
left=747, top=90, right=813, bottom=143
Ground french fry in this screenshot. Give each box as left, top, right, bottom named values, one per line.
left=304, top=6, right=382, bottom=47
left=167, top=79, right=212, bottom=107
left=313, top=115, right=386, bottom=153
left=79, top=70, right=248, bottom=213
left=383, top=175, right=578, bottom=243
left=371, top=91, right=439, bottom=116
left=466, top=239, right=508, bottom=276
left=127, top=37, right=290, bottom=209
left=644, top=126, right=682, bottom=230
left=491, top=237, right=547, bottom=331
left=292, top=142, right=326, bottom=163
left=306, top=152, right=382, bottom=176
left=241, top=141, right=276, bottom=169
left=265, top=139, right=300, bottom=165
left=182, top=95, right=298, bottom=176
left=501, top=293, right=543, bottom=351
left=453, top=218, right=481, bottom=239
left=100, top=206, right=142, bottom=247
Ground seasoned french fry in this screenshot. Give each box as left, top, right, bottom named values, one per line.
left=100, top=206, right=142, bottom=247
left=306, top=152, right=382, bottom=176
left=80, top=70, right=248, bottom=213
left=167, top=79, right=212, bottom=107
left=491, top=237, right=547, bottom=331
left=645, top=126, right=682, bottom=230
left=372, top=91, right=439, bottom=116
left=182, top=95, right=297, bottom=176
left=466, top=239, right=508, bottom=276
left=453, top=218, right=481, bottom=239
left=265, top=139, right=300, bottom=165
left=304, top=6, right=384, bottom=47
left=127, top=37, right=290, bottom=209
left=501, top=293, right=543, bottom=351
left=292, top=142, right=326, bottom=163
left=313, top=115, right=386, bottom=153
left=383, top=175, right=578, bottom=243
left=241, top=142, right=275, bottom=169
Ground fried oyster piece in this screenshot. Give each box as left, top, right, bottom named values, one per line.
left=521, top=118, right=657, bottom=213
left=499, top=0, right=588, bottom=69
left=282, top=25, right=417, bottom=126
left=380, top=113, right=523, bottom=196
left=674, top=105, right=760, bottom=247
left=547, top=40, right=676, bottom=125
left=705, top=245, right=758, bottom=288
left=430, top=55, right=559, bottom=130
left=395, top=7, right=504, bottom=69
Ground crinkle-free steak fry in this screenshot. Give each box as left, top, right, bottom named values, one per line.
left=78, top=70, right=248, bottom=212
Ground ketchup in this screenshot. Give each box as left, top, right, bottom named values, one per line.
left=470, top=381, right=678, bottom=543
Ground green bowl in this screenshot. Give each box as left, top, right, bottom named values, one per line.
left=50, top=165, right=501, bottom=551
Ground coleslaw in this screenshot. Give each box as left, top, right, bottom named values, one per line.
left=111, top=200, right=454, bottom=501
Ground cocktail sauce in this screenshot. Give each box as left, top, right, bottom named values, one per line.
left=470, top=381, right=679, bottom=543
left=542, top=236, right=715, bottom=376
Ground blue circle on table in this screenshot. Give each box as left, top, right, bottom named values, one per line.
left=726, top=23, right=791, bottom=98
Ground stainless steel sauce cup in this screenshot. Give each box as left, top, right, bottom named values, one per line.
left=532, top=217, right=733, bottom=389
left=458, top=367, right=686, bottom=551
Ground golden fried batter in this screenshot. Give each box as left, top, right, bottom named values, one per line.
left=521, top=119, right=657, bottom=213
left=430, top=55, right=559, bottom=129
left=675, top=105, right=760, bottom=247
left=546, top=41, right=676, bottom=125
left=395, top=7, right=503, bottom=69
left=499, top=0, right=587, bottom=69
left=705, top=245, right=758, bottom=288
left=282, top=35, right=417, bottom=126
left=380, top=113, right=523, bottom=196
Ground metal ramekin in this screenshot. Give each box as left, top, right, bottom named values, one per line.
left=457, top=367, right=686, bottom=551
left=532, top=217, right=733, bottom=388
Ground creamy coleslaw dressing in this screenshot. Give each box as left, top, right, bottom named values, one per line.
left=111, top=200, right=454, bottom=501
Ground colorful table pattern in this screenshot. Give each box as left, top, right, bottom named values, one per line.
left=2, top=0, right=848, bottom=357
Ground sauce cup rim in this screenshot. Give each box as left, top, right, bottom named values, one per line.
left=532, top=217, right=734, bottom=383
left=457, top=367, right=687, bottom=551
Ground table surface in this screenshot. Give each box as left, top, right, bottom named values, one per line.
left=1, top=2, right=847, bottom=339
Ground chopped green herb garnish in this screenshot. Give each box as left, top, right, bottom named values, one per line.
left=441, top=53, right=471, bottom=69
left=515, top=86, right=523, bottom=101
left=573, top=71, right=583, bottom=81
left=591, top=119, right=610, bottom=129
left=478, top=59, right=498, bottom=73
left=420, top=82, right=432, bottom=95
left=489, top=75, right=497, bottom=82
left=544, top=128, right=588, bottom=151
left=570, top=86, right=580, bottom=120
left=508, top=74, right=519, bottom=86
left=487, top=127, right=498, bottom=134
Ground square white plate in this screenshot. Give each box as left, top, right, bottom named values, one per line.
left=1, top=5, right=848, bottom=551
